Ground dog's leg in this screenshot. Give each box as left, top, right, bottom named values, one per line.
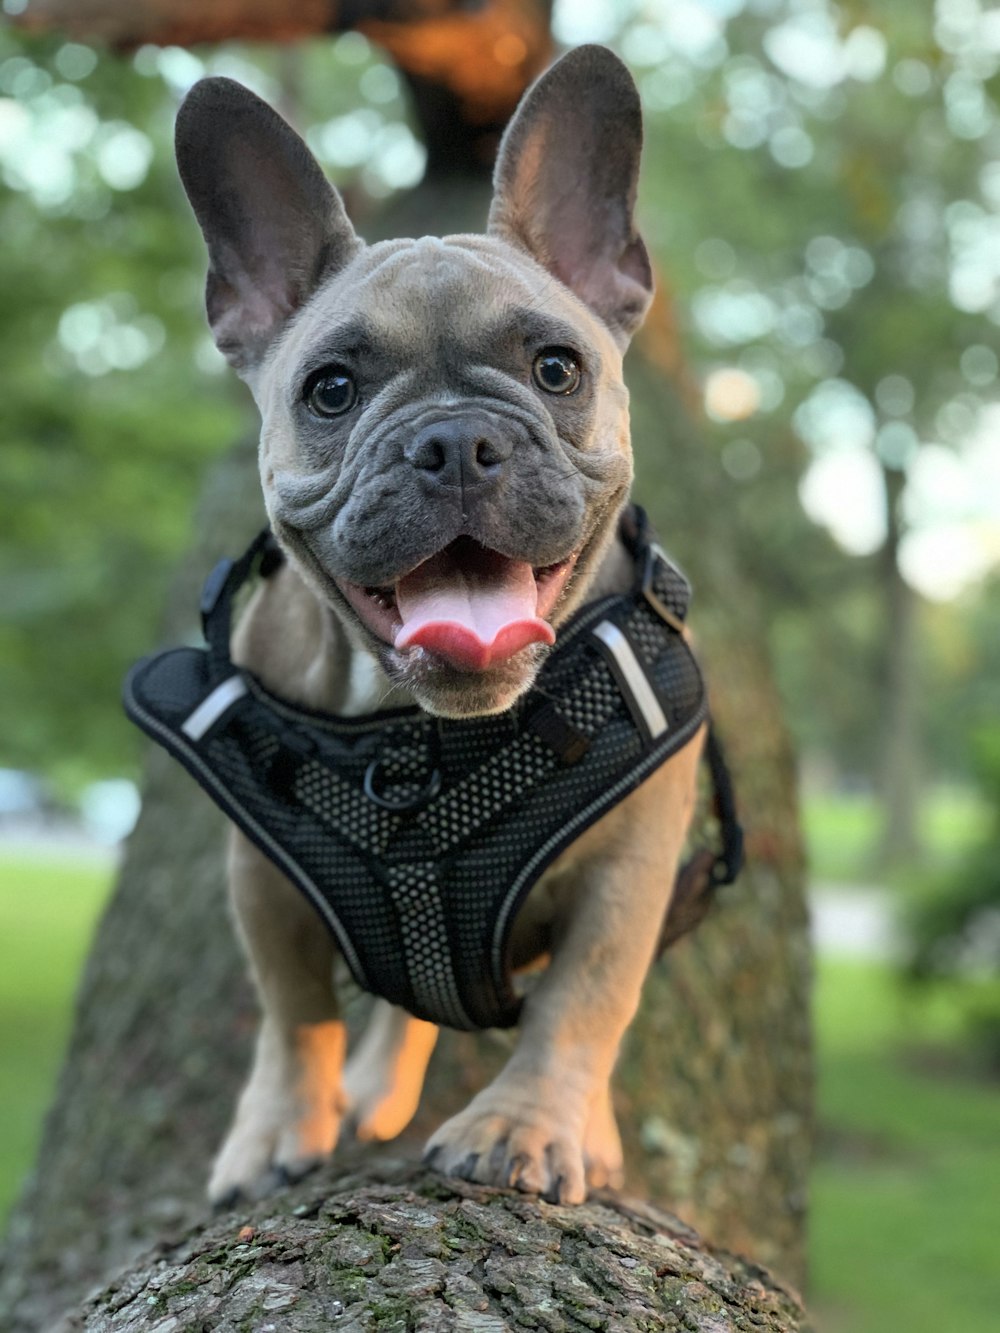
left=209, top=831, right=346, bottom=1204
left=343, top=1000, right=438, bottom=1142
left=424, top=730, right=703, bottom=1204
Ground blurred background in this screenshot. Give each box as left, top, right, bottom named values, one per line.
left=0, top=1, right=998, bottom=1329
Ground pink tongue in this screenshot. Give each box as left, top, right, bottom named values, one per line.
left=394, top=549, right=555, bottom=671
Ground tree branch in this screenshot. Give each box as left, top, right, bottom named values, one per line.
left=15, top=0, right=554, bottom=174
left=63, top=1159, right=808, bottom=1332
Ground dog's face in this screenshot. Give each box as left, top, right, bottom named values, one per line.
left=256, top=234, right=635, bottom=716
left=176, top=46, right=653, bottom=717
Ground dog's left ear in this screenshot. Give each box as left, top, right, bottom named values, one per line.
left=488, top=45, right=653, bottom=348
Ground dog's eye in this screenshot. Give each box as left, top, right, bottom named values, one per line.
left=532, top=348, right=581, bottom=395
left=305, top=368, right=357, bottom=418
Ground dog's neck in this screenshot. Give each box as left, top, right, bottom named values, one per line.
left=338, top=644, right=396, bottom=716
left=577, top=533, right=634, bottom=604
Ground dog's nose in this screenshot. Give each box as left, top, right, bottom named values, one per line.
left=406, top=418, right=513, bottom=489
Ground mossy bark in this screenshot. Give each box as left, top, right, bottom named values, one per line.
left=63, top=1161, right=809, bottom=1333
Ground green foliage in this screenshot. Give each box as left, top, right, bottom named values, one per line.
left=804, top=785, right=989, bottom=883
left=904, top=722, right=1000, bottom=1066
left=0, top=30, right=249, bottom=784
left=923, top=575, right=1000, bottom=774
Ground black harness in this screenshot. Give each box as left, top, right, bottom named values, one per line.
left=123, top=508, right=742, bottom=1031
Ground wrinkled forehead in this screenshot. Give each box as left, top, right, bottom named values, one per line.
left=272, top=235, right=617, bottom=379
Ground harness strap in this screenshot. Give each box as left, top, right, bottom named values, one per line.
left=658, top=725, right=744, bottom=953
left=705, top=725, right=744, bottom=887
left=201, top=529, right=283, bottom=682
left=621, top=507, right=745, bottom=941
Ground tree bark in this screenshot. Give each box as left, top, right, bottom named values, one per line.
left=16, top=0, right=532, bottom=51
left=1, top=8, right=811, bottom=1328
left=62, top=1159, right=808, bottom=1333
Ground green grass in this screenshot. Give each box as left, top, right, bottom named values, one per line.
left=802, top=787, right=990, bottom=885
left=811, top=959, right=1000, bottom=1332
left=0, top=851, right=112, bottom=1218
left=2, top=852, right=999, bottom=1333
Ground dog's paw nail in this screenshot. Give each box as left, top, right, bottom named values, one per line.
left=252, top=1164, right=296, bottom=1197
left=275, top=1159, right=319, bottom=1186
left=211, top=1188, right=244, bottom=1214
left=505, top=1153, right=529, bottom=1187
left=487, top=1139, right=509, bottom=1176
left=544, top=1174, right=566, bottom=1204
left=423, top=1145, right=443, bottom=1169
left=457, top=1152, right=480, bottom=1181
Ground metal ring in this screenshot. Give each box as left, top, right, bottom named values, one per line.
left=363, top=758, right=442, bottom=812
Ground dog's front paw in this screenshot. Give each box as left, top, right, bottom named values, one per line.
left=208, top=1020, right=346, bottom=1206
left=423, top=1082, right=589, bottom=1205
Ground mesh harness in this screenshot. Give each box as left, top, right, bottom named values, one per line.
left=123, top=507, right=742, bottom=1031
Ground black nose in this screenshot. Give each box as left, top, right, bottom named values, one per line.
left=406, top=417, right=513, bottom=490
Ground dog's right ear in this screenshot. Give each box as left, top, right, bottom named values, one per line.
left=175, top=78, right=360, bottom=373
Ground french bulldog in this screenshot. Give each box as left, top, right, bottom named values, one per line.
left=174, top=43, right=704, bottom=1207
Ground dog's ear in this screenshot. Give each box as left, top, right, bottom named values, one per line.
left=488, top=45, right=652, bottom=348
left=175, top=78, right=360, bottom=372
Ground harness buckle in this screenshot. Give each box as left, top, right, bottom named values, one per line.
left=200, top=530, right=284, bottom=651
left=527, top=702, right=590, bottom=765
left=641, top=542, right=687, bottom=634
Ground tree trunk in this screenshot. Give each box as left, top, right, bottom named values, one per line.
left=875, top=465, right=922, bottom=867
left=62, top=1159, right=808, bottom=1332
left=1, top=8, right=812, bottom=1328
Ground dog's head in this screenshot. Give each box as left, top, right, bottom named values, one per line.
left=176, top=45, right=652, bottom=717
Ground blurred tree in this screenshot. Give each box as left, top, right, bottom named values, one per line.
left=0, top=3, right=813, bottom=1327
left=923, top=572, right=1000, bottom=777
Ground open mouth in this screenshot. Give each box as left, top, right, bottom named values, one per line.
left=335, top=537, right=579, bottom=672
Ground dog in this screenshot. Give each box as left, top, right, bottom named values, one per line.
left=172, top=43, right=705, bottom=1207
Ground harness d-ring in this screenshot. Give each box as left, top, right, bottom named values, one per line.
left=363, top=757, right=442, bottom=812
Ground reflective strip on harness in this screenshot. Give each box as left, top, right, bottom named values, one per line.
left=591, top=620, right=669, bottom=742
left=181, top=675, right=248, bottom=740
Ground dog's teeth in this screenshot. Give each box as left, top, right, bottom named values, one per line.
left=365, top=586, right=396, bottom=610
